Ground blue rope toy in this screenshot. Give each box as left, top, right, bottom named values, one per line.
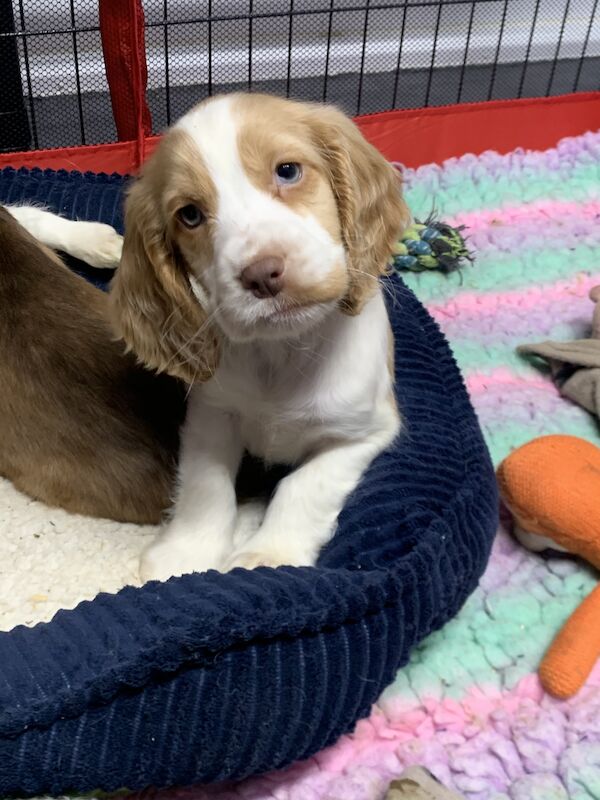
left=392, top=216, right=473, bottom=274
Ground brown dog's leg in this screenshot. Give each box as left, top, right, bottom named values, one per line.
left=0, top=208, right=184, bottom=524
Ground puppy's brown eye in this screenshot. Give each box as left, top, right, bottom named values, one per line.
left=177, top=204, right=205, bottom=228
left=275, top=163, right=302, bottom=185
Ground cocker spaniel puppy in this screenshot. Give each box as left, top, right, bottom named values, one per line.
left=111, top=94, right=409, bottom=581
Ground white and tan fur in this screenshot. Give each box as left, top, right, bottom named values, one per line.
left=6, top=93, right=409, bottom=582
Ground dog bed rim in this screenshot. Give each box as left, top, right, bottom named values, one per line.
left=0, top=289, right=496, bottom=739
left=1, top=470, right=491, bottom=740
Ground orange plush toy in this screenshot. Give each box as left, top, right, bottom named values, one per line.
left=497, top=434, right=600, bottom=699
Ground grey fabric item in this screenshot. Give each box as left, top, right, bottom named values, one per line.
left=385, top=767, right=466, bottom=799
left=517, top=339, right=600, bottom=419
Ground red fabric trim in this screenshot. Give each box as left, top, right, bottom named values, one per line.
left=354, top=91, right=600, bottom=166
left=99, top=0, right=151, bottom=143
left=0, top=92, right=598, bottom=174
left=0, top=139, right=148, bottom=174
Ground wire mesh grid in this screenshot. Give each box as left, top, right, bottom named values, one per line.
left=1, top=0, right=599, bottom=153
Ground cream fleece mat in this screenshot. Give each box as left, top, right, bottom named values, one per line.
left=0, top=472, right=263, bottom=800
left=0, top=474, right=153, bottom=632
left=0, top=477, right=265, bottom=632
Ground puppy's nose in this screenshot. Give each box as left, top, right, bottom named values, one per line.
left=240, top=256, right=285, bottom=298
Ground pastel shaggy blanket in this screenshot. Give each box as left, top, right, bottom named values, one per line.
left=1, top=129, right=599, bottom=800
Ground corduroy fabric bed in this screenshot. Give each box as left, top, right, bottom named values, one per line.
left=0, top=167, right=498, bottom=795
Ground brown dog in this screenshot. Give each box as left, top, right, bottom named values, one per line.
left=0, top=207, right=183, bottom=524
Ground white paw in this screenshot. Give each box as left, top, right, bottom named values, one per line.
left=139, top=536, right=227, bottom=583
left=225, top=541, right=317, bottom=572
left=70, top=222, right=123, bottom=269
left=513, top=524, right=567, bottom=553
left=232, top=500, right=267, bottom=549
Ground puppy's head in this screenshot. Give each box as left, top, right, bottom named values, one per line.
left=110, top=93, right=409, bottom=382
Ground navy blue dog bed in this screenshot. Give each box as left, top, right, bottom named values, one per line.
left=0, top=168, right=498, bottom=795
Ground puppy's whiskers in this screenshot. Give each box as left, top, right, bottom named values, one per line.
left=346, top=266, right=400, bottom=309
left=164, top=304, right=223, bottom=377
left=158, top=307, right=181, bottom=347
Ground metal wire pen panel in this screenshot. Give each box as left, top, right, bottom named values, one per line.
left=5, top=0, right=117, bottom=150
left=2, top=0, right=599, bottom=153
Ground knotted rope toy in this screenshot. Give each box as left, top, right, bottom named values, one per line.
left=392, top=216, right=473, bottom=274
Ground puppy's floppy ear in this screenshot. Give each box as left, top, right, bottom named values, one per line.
left=109, top=169, right=219, bottom=384
left=308, top=105, right=410, bottom=314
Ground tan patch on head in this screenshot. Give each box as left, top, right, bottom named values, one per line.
left=232, top=93, right=409, bottom=315
left=235, top=94, right=343, bottom=246
left=109, top=126, right=221, bottom=384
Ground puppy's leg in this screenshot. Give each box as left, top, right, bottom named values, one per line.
left=140, top=394, right=243, bottom=582
left=5, top=205, right=123, bottom=268
left=226, top=420, right=399, bottom=571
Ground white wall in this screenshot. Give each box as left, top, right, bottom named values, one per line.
left=13, top=0, right=600, bottom=97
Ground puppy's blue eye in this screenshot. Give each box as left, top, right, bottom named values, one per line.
left=178, top=204, right=204, bottom=228
left=275, top=162, right=302, bottom=185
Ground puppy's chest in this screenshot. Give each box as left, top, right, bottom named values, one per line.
left=203, top=357, right=364, bottom=464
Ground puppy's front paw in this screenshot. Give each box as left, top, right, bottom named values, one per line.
left=139, top=540, right=191, bottom=583
left=139, top=536, right=226, bottom=583
left=71, top=222, right=123, bottom=269
left=226, top=541, right=316, bottom=572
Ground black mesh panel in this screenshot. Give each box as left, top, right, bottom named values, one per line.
left=0, top=0, right=598, bottom=152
